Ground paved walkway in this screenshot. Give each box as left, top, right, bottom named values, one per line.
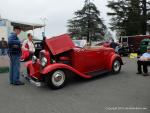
left=0, top=56, right=9, bottom=67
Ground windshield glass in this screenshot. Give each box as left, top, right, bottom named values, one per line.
left=73, top=40, right=87, bottom=48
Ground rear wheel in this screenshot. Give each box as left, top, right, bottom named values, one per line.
left=46, top=70, right=67, bottom=89
left=112, top=59, right=121, bottom=74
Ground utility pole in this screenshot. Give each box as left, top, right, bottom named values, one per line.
left=41, top=17, right=48, bottom=37
left=142, top=0, right=147, bottom=35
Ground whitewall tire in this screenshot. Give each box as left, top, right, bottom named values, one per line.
left=112, top=59, right=121, bottom=74
left=47, top=70, right=67, bottom=89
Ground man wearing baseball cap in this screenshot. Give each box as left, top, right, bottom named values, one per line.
left=136, top=46, right=150, bottom=76
left=8, top=26, right=24, bottom=85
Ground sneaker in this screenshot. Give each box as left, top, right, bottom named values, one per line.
left=13, top=81, right=25, bottom=85
left=136, top=72, right=142, bottom=74
left=143, top=73, right=149, bottom=76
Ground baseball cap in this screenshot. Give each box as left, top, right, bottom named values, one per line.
left=14, top=26, right=22, bottom=30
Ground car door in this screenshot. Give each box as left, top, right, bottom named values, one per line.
left=72, top=48, right=88, bottom=73
left=84, top=48, right=105, bottom=73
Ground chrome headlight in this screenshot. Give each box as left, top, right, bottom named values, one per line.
left=32, top=56, right=37, bottom=64
left=41, top=57, right=47, bottom=67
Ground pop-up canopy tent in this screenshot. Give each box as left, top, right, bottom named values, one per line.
left=0, top=18, right=45, bottom=41
left=11, top=20, right=45, bottom=41
left=11, top=21, right=45, bottom=31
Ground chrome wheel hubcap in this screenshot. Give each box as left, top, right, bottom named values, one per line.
left=52, top=70, right=65, bottom=87
left=113, top=60, right=120, bottom=72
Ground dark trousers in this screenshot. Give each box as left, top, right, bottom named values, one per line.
left=8, top=54, right=20, bottom=84
left=1, top=48, right=6, bottom=55
left=137, top=60, right=150, bottom=73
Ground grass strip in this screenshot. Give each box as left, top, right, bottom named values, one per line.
left=0, top=67, right=9, bottom=73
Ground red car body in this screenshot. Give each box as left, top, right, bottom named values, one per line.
left=24, top=34, right=123, bottom=89
left=20, top=49, right=30, bottom=61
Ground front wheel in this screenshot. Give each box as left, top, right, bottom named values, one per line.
left=112, top=59, right=121, bottom=74
left=46, top=70, right=67, bottom=89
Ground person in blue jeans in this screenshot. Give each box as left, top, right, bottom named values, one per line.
left=8, top=26, right=24, bottom=85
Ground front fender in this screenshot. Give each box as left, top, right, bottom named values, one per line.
left=42, top=63, right=91, bottom=79
left=108, top=54, right=123, bottom=71
left=24, top=60, right=41, bottom=79
left=25, top=60, right=32, bottom=67
left=20, top=49, right=30, bottom=61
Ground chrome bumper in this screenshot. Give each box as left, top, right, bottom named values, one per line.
left=22, top=69, right=42, bottom=87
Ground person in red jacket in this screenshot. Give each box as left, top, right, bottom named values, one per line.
left=21, top=33, right=35, bottom=61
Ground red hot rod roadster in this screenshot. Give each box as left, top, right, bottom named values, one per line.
left=24, top=34, right=123, bottom=89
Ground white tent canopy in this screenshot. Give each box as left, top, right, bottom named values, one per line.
left=11, top=21, right=44, bottom=31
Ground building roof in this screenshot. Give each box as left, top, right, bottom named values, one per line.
left=11, top=20, right=44, bottom=31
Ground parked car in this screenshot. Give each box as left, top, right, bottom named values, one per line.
left=96, top=41, right=129, bottom=56
left=24, top=34, right=123, bottom=89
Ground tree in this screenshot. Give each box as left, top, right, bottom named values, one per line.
left=138, top=0, right=150, bottom=35
left=67, top=0, right=106, bottom=42
left=126, top=0, right=142, bottom=35
left=107, top=0, right=150, bottom=36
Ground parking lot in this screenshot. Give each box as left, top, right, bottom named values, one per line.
left=0, top=57, right=150, bottom=113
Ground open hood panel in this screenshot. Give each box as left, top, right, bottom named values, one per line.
left=45, top=34, right=75, bottom=55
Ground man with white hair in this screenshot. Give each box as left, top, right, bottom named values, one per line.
left=136, top=46, right=150, bottom=76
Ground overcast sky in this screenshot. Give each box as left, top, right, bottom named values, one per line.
left=0, top=0, right=112, bottom=38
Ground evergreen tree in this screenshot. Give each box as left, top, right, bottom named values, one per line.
left=126, top=0, right=142, bottom=35
left=107, top=0, right=150, bottom=36
left=67, top=0, right=106, bottom=42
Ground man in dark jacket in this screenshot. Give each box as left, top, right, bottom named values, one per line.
left=8, top=26, right=24, bottom=85
left=110, top=40, right=118, bottom=50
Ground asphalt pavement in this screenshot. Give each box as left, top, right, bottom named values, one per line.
left=0, top=57, right=150, bottom=113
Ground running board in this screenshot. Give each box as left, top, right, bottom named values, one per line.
left=86, top=70, right=109, bottom=77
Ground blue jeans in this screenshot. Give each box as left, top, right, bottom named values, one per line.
left=8, top=54, right=20, bottom=83
left=1, top=48, right=6, bottom=55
